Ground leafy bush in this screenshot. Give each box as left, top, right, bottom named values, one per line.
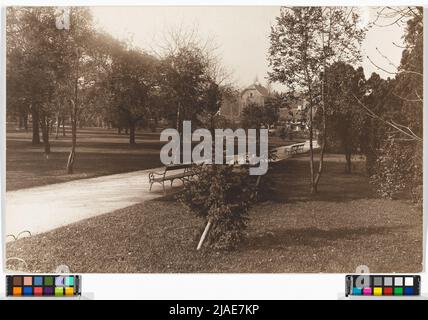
left=179, top=164, right=260, bottom=250
left=370, top=139, right=422, bottom=207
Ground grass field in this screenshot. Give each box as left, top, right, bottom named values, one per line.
left=6, top=155, right=422, bottom=273
left=6, top=126, right=302, bottom=190
left=6, top=127, right=163, bottom=190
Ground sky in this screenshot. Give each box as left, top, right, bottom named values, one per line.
left=90, top=6, right=408, bottom=91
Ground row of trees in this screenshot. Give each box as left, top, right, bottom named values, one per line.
left=268, top=6, right=423, bottom=204
left=7, top=7, right=227, bottom=172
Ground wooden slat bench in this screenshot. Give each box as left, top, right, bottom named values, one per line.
left=149, top=163, right=201, bottom=193
left=287, top=143, right=305, bottom=155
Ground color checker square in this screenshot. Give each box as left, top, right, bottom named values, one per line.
left=405, top=287, right=414, bottom=295
left=55, top=287, right=64, bottom=296
left=394, top=277, right=403, bottom=286
left=384, top=277, right=393, bottom=286
left=34, top=277, right=43, bottom=286
left=23, top=287, right=33, bottom=295
left=13, top=277, right=22, bottom=286
left=55, top=276, right=65, bottom=286
left=383, top=287, right=393, bottom=295
left=394, top=288, right=403, bottom=295
left=44, top=287, right=54, bottom=295
left=363, top=288, right=372, bottom=295
left=373, top=287, right=382, bottom=296
left=65, top=287, right=74, bottom=296
left=23, top=277, right=32, bottom=286
left=65, top=276, right=74, bottom=286
left=34, top=287, right=43, bottom=296
left=44, top=276, right=54, bottom=286
left=352, top=288, right=362, bottom=295
left=13, top=287, right=22, bottom=296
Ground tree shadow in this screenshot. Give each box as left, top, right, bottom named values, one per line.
left=265, top=157, right=379, bottom=203
left=242, top=225, right=407, bottom=250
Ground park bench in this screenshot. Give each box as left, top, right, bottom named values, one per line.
left=149, top=163, right=202, bottom=194
left=288, top=143, right=305, bottom=155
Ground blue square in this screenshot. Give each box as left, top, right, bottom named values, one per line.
left=34, top=277, right=43, bottom=286
left=352, top=287, right=362, bottom=295
left=23, top=287, right=33, bottom=295
left=404, top=287, right=414, bottom=295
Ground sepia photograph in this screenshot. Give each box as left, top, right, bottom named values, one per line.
left=4, top=6, right=423, bottom=273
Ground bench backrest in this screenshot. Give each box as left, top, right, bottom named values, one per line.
left=165, top=163, right=193, bottom=171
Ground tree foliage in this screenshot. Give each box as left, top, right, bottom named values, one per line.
left=322, top=62, right=366, bottom=173
left=366, top=8, right=423, bottom=205
left=268, top=6, right=365, bottom=193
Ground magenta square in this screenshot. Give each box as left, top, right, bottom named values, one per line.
left=363, top=288, right=372, bottom=295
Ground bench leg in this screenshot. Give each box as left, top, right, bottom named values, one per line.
left=171, top=179, right=174, bottom=187
left=149, top=182, right=153, bottom=191
left=162, top=181, right=166, bottom=194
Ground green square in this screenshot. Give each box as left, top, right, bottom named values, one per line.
left=55, top=287, right=64, bottom=296
left=65, top=276, right=74, bottom=286
left=394, top=287, right=403, bottom=295
left=44, top=276, right=54, bottom=286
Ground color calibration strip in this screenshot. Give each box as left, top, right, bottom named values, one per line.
left=6, top=275, right=81, bottom=297
left=345, top=275, right=420, bottom=297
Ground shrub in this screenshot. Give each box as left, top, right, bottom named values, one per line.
left=370, top=139, right=422, bottom=207
left=179, top=164, right=260, bottom=250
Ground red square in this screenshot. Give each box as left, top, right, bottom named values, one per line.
left=384, top=287, right=393, bottom=295
left=34, top=287, right=43, bottom=296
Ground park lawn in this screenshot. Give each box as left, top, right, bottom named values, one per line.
left=6, top=155, right=423, bottom=273
left=6, top=127, right=165, bottom=191
left=6, top=126, right=302, bottom=191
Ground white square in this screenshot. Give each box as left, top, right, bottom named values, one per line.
left=394, top=277, right=403, bottom=286
left=405, top=277, right=414, bottom=286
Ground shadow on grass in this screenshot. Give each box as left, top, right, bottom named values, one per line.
left=266, top=157, right=379, bottom=204
left=6, top=150, right=162, bottom=190
left=243, top=225, right=407, bottom=250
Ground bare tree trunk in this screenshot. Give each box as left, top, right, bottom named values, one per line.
left=66, top=100, right=77, bottom=174
left=176, top=102, right=181, bottom=134
left=62, top=118, right=66, bottom=136
left=23, top=113, right=28, bottom=132
left=313, top=71, right=327, bottom=191
left=345, top=149, right=352, bottom=174
left=31, top=105, right=40, bottom=145
left=307, top=84, right=316, bottom=194
left=67, top=49, right=80, bottom=174
left=39, top=113, right=51, bottom=157
left=55, top=113, right=60, bottom=139
left=310, top=21, right=329, bottom=194
left=129, top=120, right=136, bottom=145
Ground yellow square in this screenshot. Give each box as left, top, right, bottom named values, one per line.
left=374, top=287, right=382, bottom=296
left=65, top=287, right=74, bottom=296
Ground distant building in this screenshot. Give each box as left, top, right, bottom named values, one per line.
left=219, top=81, right=273, bottom=122
left=240, top=82, right=273, bottom=108
left=278, top=98, right=309, bottom=132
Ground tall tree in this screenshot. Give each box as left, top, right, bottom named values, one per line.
left=157, top=29, right=227, bottom=133
left=6, top=7, right=62, bottom=150
left=268, top=7, right=365, bottom=193
left=362, top=8, right=423, bottom=204
left=105, top=44, right=159, bottom=145
left=323, top=62, right=366, bottom=173
left=55, top=7, right=96, bottom=173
